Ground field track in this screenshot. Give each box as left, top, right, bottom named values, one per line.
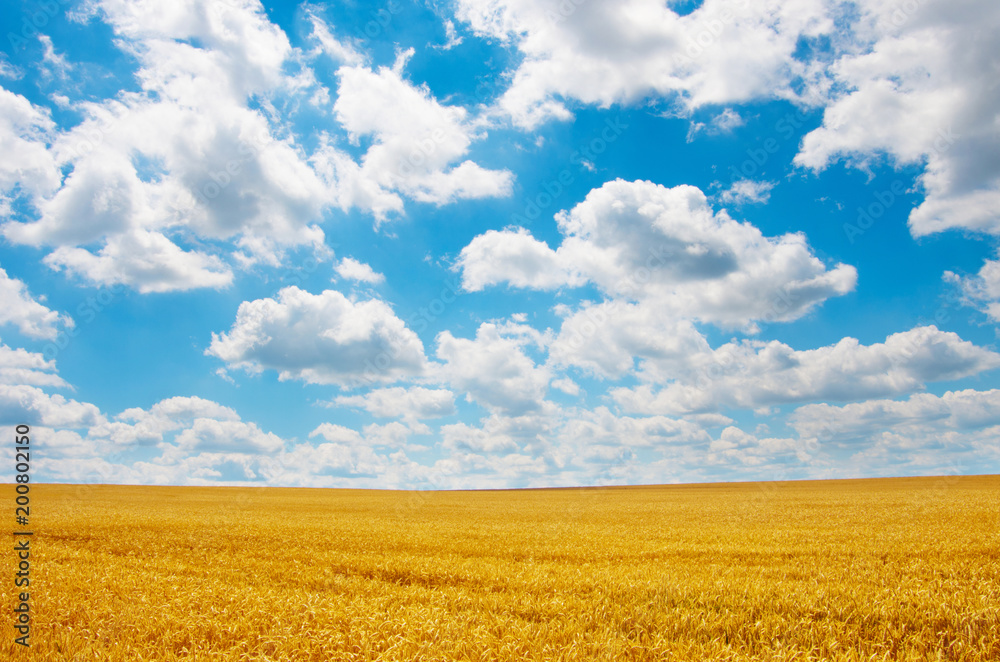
left=2, top=475, right=999, bottom=660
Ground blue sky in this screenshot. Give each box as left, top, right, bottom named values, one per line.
left=2, top=0, right=999, bottom=488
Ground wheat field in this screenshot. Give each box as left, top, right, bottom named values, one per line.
left=2, top=476, right=998, bottom=661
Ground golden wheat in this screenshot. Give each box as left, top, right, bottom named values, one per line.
left=2, top=476, right=998, bottom=661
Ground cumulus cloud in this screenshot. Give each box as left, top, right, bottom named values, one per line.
left=793, top=0, right=1000, bottom=238
left=0, top=57, right=22, bottom=80
left=687, top=108, right=746, bottom=140
left=0, top=342, right=68, bottom=388
left=16, top=393, right=297, bottom=482
left=558, top=406, right=710, bottom=450
left=441, top=420, right=519, bottom=453
left=550, top=301, right=710, bottom=379
left=315, top=49, right=513, bottom=219
left=39, top=34, right=72, bottom=79
left=945, top=256, right=1000, bottom=322
left=611, top=326, right=1000, bottom=414
left=6, top=0, right=1000, bottom=490
left=436, top=322, right=551, bottom=415
left=1, top=0, right=330, bottom=287
left=0, top=86, right=60, bottom=199
left=306, top=11, right=364, bottom=66
left=788, top=389, right=1000, bottom=475
left=511, top=406, right=747, bottom=486
left=708, top=108, right=745, bottom=133
left=0, top=266, right=73, bottom=339
left=790, top=388, right=1000, bottom=442
left=457, top=0, right=1000, bottom=240
left=718, top=179, right=775, bottom=205
left=455, top=227, right=584, bottom=292
left=703, top=425, right=807, bottom=467
left=0, top=384, right=104, bottom=428
left=44, top=229, right=233, bottom=293
left=439, top=404, right=559, bottom=454
left=550, top=377, right=580, bottom=396
left=274, top=437, right=387, bottom=480
left=334, top=257, right=385, bottom=284
left=458, top=179, right=856, bottom=327
left=333, top=386, right=456, bottom=420
left=21, top=428, right=111, bottom=462
left=297, top=421, right=429, bottom=479
left=206, top=287, right=428, bottom=386
left=99, top=395, right=241, bottom=445
left=2, top=2, right=513, bottom=293
left=363, top=421, right=425, bottom=448
left=173, top=418, right=284, bottom=454
left=454, top=0, right=832, bottom=127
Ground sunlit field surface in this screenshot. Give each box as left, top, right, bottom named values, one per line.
left=3, top=476, right=999, bottom=661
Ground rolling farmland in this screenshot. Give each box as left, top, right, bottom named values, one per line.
left=3, top=476, right=999, bottom=660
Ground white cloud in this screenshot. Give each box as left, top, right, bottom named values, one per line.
left=0, top=265, right=73, bottom=339
left=458, top=179, right=856, bottom=328
left=143, top=396, right=239, bottom=422
left=550, top=377, right=580, bottom=396
left=2, top=0, right=331, bottom=287
left=558, top=406, right=710, bottom=450
left=704, top=425, right=807, bottom=467
left=0, top=86, right=60, bottom=199
left=1, top=2, right=519, bottom=294
left=362, top=421, right=423, bottom=448
left=718, top=179, right=775, bottom=205
left=439, top=405, right=559, bottom=455
left=0, top=384, right=104, bottom=428
left=334, top=386, right=456, bottom=420
left=686, top=413, right=735, bottom=428
left=436, top=322, right=552, bottom=415
left=296, top=421, right=429, bottom=478
left=455, top=0, right=832, bottom=128
left=39, top=35, right=71, bottom=78
left=787, top=389, right=1000, bottom=476
left=790, top=389, right=1000, bottom=442
left=456, top=0, right=1000, bottom=240
left=274, top=438, right=387, bottom=481
left=334, top=257, right=385, bottom=284
left=793, top=0, right=1000, bottom=238
left=455, top=227, right=584, bottom=292
left=312, top=420, right=420, bottom=451
left=441, top=420, right=519, bottom=453
left=100, top=395, right=241, bottom=445
left=307, top=12, right=364, bottom=66
left=0, top=57, right=22, bottom=80
left=611, top=325, right=1000, bottom=414
left=709, top=108, right=745, bottom=133
left=44, top=229, right=233, bottom=293
left=440, top=20, right=464, bottom=50
left=0, top=342, right=68, bottom=388
left=319, top=51, right=514, bottom=219
left=945, top=256, right=1000, bottom=322
left=687, top=108, right=746, bottom=140
left=34, top=428, right=113, bottom=460
left=310, top=422, right=364, bottom=445
left=173, top=418, right=284, bottom=454
left=206, top=286, right=428, bottom=386
left=19, top=394, right=298, bottom=481
left=35, top=455, right=177, bottom=485
left=550, top=301, right=710, bottom=379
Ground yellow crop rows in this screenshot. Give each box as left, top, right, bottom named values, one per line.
left=2, top=476, right=998, bottom=660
